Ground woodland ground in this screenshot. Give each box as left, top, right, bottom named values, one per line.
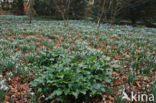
left=0, top=15, right=155, bottom=103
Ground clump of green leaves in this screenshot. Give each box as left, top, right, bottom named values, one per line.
left=30, top=49, right=113, bottom=102
left=20, top=45, right=29, bottom=53
left=151, top=85, right=156, bottom=97
left=24, top=53, right=35, bottom=63
left=0, top=90, right=8, bottom=102
left=127, top=73, right=136, bottom=85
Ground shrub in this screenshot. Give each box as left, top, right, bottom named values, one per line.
left=33, top=0, right=87, bottom=19
left=30, top=49, right=114, bottom=102
left=24, top=53, right=36, bottom=63
left=11, top=0, right=25, bottom=15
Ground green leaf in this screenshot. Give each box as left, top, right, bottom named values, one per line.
left=54, top=88, right=63, bottom=96
left=30, top=81, right=38, bottom=87
left=56, top=97, right=64, bottom=102
left=90, top=55, right=97, bottom=63
left=38, top=88, right=42, bottom=92
left=80, top=89, right=87, bottom=95
left=46, top=88, right=63, bottom=100
left=64, top=89, right=70, bottom=95
left=72, top=91, right=79, bottom=99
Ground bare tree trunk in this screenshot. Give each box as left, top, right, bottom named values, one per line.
left=62, top=13, right=68, bottom=27
left=65, top=0, right=70, bottom=26
left=28, top=0, right=34, bottom=24
left=96, top=0, right=106, bottom=31
left=97, top=16, right=102, bottom=30
left=53, top=0, right=70, bottom=27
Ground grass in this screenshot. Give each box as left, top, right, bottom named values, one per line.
left=0, top=15, right=155, bottom=102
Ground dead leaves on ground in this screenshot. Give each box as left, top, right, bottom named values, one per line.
left=3, top=74, right=33, bottom=103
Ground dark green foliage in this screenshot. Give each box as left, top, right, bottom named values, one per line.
left=91, top=0, right=156, bottom=25
left=12, top=0, right=25, bottom=15
left=151, top=85, right=156, bottom=98
left=91, top=0, right=111, bottom=20
left=127, top=73, right=136, bottom=85
left=69, top=0, right=87, bottom=19
left=0, top=90, right=8, bottom=102
left=116, top=96, right=123, bottom=103
left=36, top=49, right=65, bottom=66
left=1, top=1, right=10, bottom=11
left=30, top=49, right=113, bottom=102
left=24, top=53, right=36, bottom=63
left=33, top=0, right=55, bottom=16
left=116, top=0, right=156, bottom=25
left=132, top=53, right=155, bottom=75
left=33, top=0, right=87, bottom=19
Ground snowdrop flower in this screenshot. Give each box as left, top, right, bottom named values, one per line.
left=24, top=67, right=28, bottom=71
left=0, top=79, right=6, bottom=84
left=7, top=72, right=13, bottom=76
left=41, top=95, right=45, bottom=98
left=30, top=92, right=35, bottom=96
left=4, top=86, right=9, bottom=91
left=8, top=78, right=11, bottom=81
left=0, top=85, right=8, bottom=91
left=0, top=85, right=4, bottom=90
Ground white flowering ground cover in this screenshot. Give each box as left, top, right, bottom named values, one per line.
left=0, top=15, right=156, bottom=102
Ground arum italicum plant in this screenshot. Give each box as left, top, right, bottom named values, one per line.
left=30, top=48, right=116, bottom=103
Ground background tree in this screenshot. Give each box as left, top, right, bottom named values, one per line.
left=12, top=0, right=25, bottom=15
left=28, top=0, right=34, bottom=23
left=53, top=0, right=71, bottom=26
left=114, top=0, right=156, bottom=27
left=1, top=0, right=10, bottom=11
left=33, top=0, right=55, bottom=16
left=17, top=0, right=156, bottom=27
left=33, top=0, right=86, bottom=19
left=90, top=0, right=156, bottom=27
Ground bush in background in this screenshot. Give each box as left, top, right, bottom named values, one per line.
left=33, top=0, right=87, bottom=19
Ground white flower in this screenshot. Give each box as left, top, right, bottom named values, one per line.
left=0, top=85, right=4, bottom=90
left=7, top=72, right=13, bottom=76
left=30, top=92, right=35, bottom=96
left=41, top=95, right=45, bottom=98
left=4, top=86, right=9, bottom=91
left=8, top=78, right=11, bottom=81
left=0, top=80, right=6, bottom=84
left=24, top=67, right=28, bottom=71
left=0, top=85, right=8, bottom=91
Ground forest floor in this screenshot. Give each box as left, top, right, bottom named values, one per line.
left=0, top=15, right=155, bottom=103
